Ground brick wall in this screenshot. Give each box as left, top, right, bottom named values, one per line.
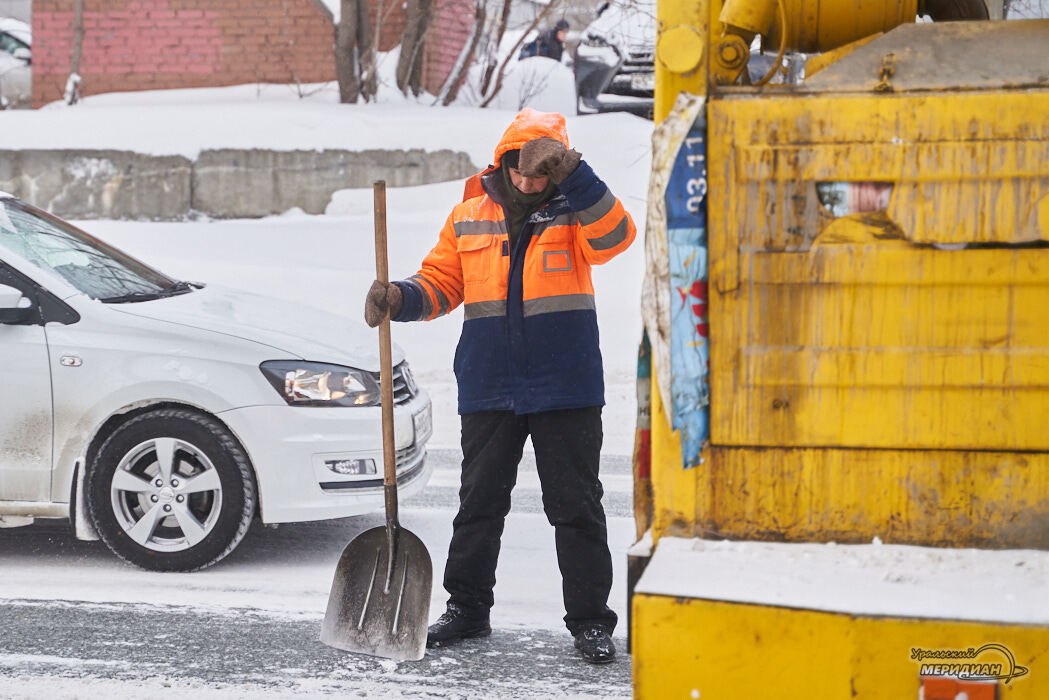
left=421, top=0, right=473, bottom=96
left=32, top=0, right=337, bottom=106
left=30, top=0, right=478, bottom=107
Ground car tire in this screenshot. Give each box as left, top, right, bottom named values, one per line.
left=86, top=408, right=256, bottom=572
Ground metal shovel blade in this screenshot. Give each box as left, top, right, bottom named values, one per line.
left=320, top=525, right=433, bottom=662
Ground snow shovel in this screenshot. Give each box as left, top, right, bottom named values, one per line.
left=321, top=180, right=432, bottom=662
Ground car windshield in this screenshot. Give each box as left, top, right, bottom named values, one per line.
left=0, top=198, right=190, bottom=302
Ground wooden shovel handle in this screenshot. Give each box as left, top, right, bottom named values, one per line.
left=374, top=181, right=399, bottom=527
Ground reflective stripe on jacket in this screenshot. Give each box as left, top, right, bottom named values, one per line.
left=393, top=110, right=636, bottom=414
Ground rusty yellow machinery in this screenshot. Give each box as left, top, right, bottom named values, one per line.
left=715, top=0, right=924, bottom=84
left=632, top=1, right=1049, bottom=697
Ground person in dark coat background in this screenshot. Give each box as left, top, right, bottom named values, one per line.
left=520, top=19, right=570, bottom=62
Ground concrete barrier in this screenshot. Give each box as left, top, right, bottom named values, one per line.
left=0, top=148, right=478, bottom=219
left=192, top=148, right=476, bottom=218
left=0, top=150, right=193, bottom=220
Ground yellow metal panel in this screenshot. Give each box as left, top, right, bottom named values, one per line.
left=633, top=594, right=1049, bottom=700
left=692, top=447, right=1049, bottom=548
left=655, top=0, right=719, bottom=122
left=729, top=248, right=1049, bottom=450
left=717, top=250, right=1049, bottom=450
left=1040, top=192, right=1049, bottom=237
left=708, top=90, right=1049, bottom=451
left=718, top=94, right=1049, bottom=246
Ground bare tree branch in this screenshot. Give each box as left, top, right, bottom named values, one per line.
left=357, top=0, right=377, bottom=100
left=480, top=0, right=513, bottom=96
left=480, top=0, right=564, bottom=108
left=335, top=0, right=379, bottom=103
left=397, top=0, right=433, bottom=96
left=336, top=0, right=361, bottom=102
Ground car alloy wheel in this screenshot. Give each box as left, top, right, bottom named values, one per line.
left=109, top=436, right=224, bottom=552
left=87, top=408, right=256, bottom=571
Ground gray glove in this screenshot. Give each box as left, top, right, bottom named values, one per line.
left=519, top=137, right=582, bottom=184
left=364, top=280, right=403, bottom=327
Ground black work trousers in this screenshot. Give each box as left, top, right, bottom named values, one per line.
left=443, top=407, right=618, bottom=635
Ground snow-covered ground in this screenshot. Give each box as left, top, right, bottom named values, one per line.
left=0, top=81, right=560, bottom=162
left=0, top=451, right=636, bottom=698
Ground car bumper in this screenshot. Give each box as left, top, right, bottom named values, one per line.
left=219, top=391, right=433, bottom=524
left=605, top=66, right=655, bottom=97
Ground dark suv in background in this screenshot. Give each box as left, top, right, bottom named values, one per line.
left=573, top=1, right=655, bottom=118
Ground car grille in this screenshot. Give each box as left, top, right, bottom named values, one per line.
left=367, top=362, right=417, bottom=405
left=396, top=442, right=424, bottom=470
left=392, top=363, right=416, bottom=404
left=606, top=44, right=655, bottom=97
left=625, top=45, right=655, bottom=69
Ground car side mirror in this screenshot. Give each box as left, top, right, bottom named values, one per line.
left=0, top=283, right=34, bottom=324
left=13, top=47, right=30, bottom=65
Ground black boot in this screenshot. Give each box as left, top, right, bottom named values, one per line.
left=426, top=603, right=491, bottom=648
left=573, top=625, right=616, bottom=664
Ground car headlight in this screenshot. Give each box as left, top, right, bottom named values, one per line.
left=260, top=360, right=380, bottom=407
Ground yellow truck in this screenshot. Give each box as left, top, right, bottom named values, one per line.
left=630, top=2, right=1049, bottom=697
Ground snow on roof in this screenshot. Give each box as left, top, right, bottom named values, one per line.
left=0, top=17, right=31, bottom=45
left=635, top=536, right=1049, bottom=625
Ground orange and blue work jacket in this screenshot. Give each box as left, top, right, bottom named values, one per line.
left=392, top=109, right=636, bottom=414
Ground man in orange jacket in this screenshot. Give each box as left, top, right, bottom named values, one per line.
left=364, top=108, right=635, bottom=664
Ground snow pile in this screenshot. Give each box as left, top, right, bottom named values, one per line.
left=636, top=537, right=1049, bottom=624
left=471, top=57, right=578, bottom=115
left=0, top=83, right=506, bottom=164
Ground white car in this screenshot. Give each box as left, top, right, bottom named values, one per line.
left=574, top=0, right=655, bottom=116
left=0, top=17, right=31, bottom=109
left=0, top=193, right=432, bottom=571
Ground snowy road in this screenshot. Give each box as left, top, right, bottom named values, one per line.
left=0, top=449, right=635, bottom=698
left=0, top=602, right=628, bottom=699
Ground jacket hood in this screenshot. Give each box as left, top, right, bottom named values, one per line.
left=492, top=108, right=570, bottom=168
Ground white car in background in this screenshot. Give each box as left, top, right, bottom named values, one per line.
left=0, top=17, right=31, bottom=109
left=0, top=193, right=433, bottom=571
left=574, top=0, right=655, bottom=117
